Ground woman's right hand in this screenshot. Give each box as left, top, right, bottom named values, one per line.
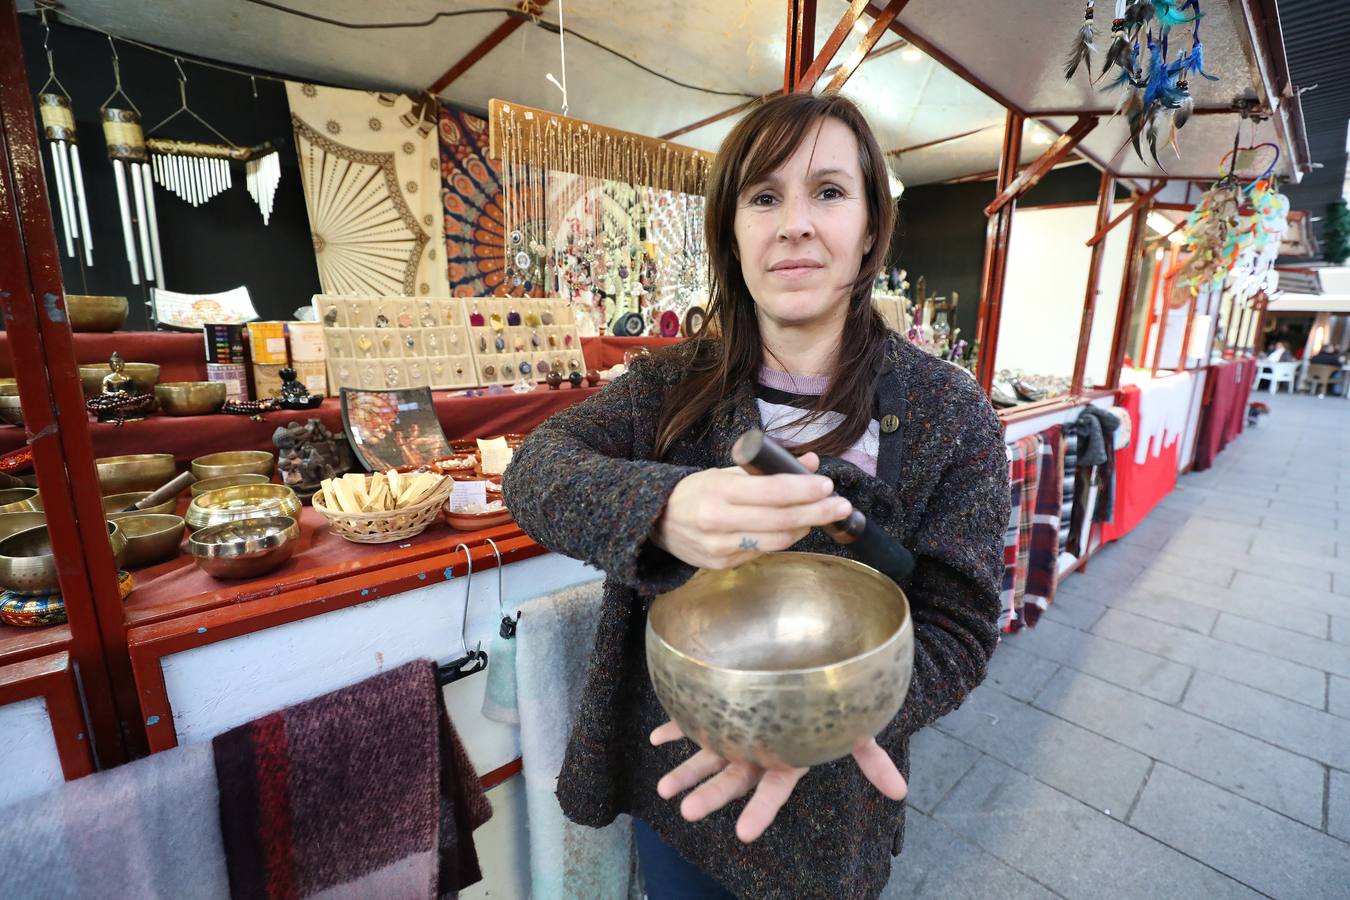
left=650, top=452, right=853, bottom=570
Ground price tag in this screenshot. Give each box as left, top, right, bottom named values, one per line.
left=448, top=479, right=488, bottom=512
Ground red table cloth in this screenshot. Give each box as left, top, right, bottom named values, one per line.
left=1192, top=358, right=1257, bottom=471
left=1100, top=382, right=1179, bottom=543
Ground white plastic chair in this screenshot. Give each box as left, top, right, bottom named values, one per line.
left=1266, top=361, right=1297, bottom=394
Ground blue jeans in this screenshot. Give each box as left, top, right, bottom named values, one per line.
left=634, top=819, right=738, bottom=899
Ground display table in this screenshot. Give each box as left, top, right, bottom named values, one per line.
left=1100, top=370, right=1195, bottom=542
left=1192, top=358, right=1257, bottom=471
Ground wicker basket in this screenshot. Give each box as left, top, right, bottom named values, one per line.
left=313, top=475, right=455, bottom=544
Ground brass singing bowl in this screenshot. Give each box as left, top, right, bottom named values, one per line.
left=0, top=512, right=46, bottom=542
left=0, top=520, right=126, bottom=595
left=155, top=381, right=227, bottom=417
left=0, top=379, right=17, bottom=395
left=79, top=362, right=161, bottom=398
left=646, top=552, right=914, bottom=769
left=190, top=450, right=275, bottom=482
left=95, top=453, right=176, bottom=496
left=191, top=473, right=270, bottom=497
left=0, top=395, right=24, bottom=427
left=188, top=515, right=299, bottom=579
left=116, top=513, right=185, bottom=568
left=0, top=487, right=40, bottom=513
left=66, top=294, right=129, bottom=332
left=186, top=483, right=300, bottom=532
left=103, top=491, right=178, bottom=519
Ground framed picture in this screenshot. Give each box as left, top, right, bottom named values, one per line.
left=339, top=387, right=452, bottom=472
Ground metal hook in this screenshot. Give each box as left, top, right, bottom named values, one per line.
left=37, top=10, right=69, bottom=99
left=454, top=542, right=475, bottom=658
left=437, top=543, right=487, bottom=685
left=100, top=36, right=139, bottom=114
left=483, top=537, right=519, bottom=639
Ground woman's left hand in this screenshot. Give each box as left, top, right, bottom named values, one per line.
left=650, top=721, right=908, bottom=843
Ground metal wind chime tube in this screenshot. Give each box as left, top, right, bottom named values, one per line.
left=36, top=15, right=93, bottom=267
left=102, top=106, right=155, bottom=284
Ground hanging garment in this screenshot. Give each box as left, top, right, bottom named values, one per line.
left=1001, top=435, right=1042, bottom=633
left=1000, top=445, right=1025, bottom=633
left=1021, top=426, right=1065, bottom=628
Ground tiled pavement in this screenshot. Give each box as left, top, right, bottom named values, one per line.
left=883, top=391, right=1350, bottom=899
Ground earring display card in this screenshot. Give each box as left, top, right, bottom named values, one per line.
left=457, top=298, right=581, bottom=382
left=315, top=293, right=478, bottom=393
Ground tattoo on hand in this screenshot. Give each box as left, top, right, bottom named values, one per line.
left=739, top=536, right=759, bottom=551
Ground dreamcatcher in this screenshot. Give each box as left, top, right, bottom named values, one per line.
left=1074, top=0, right=1218, bottom=168
left=292, top=116, right=428, bottom=296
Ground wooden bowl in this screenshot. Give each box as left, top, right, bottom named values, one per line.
left=186, top=483, right=300, bottom=531
left=80, top=363, right=161, bottom=398
left=0, top=520, right=125, bottom=595
left=155, top=381, right=227, bottom=417
left=116, top=513, right=185, bottom=568
left=0, top=395, right=24, bottom=427
left=66, top=295, right=128, bottom=332
left=102, top=491, right=178, bottom=520
left=191, top=474, right=271, bottom=497
left=191, top=450, right=275, bottom=481
left=96, top=454, right=176, bottom=495
left=188, top=515, right=299, bottom=579
left=444, top=505, right=513, bottom=531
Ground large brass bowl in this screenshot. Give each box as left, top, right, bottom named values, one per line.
left=117, top=513, right=185, bottom=567
left=0, top=395, right=24, bottom=427
left=190, top=450, right=275, bottom=482
left=188, top=515, right=299, bottom=579
left=191, top=473, right=270, bottom=497
left=155, top=381, right=227, bottom=417
left=66, top=294, right=129, bottom=332
left=0, top=488, right=40, bottom=513
left=96, top=454, right=176, bottom=495
left=0, top=379, right=17, bottom=395
left=646, top=552, right=914, bottom=769
left=186, top=483, right=300, bottom=531
left=0, top=512, right=46, bottom=542
left=79, top=363, right=161, bottom=398
left=103, top=491, right=178, bottom=519
left=0, top=520, right=126, bottom=595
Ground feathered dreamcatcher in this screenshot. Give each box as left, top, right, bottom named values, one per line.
left=1066, top=0, right=1217, bottom=168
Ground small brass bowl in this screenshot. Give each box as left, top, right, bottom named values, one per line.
left=103, top=491, right=178, bottom=520
left=154, top=381, right=227, bottom=417
left=0, top=520, right=126, bottom=595
left=0, top=379, right=17, bottom=395
left=116, top=513, right=185, bottom=568
left=646, top=552, right=914, bottom=769
left=191, top=450, right=275, bottom=482
left=0, top=512, right=46, bottom=542
left=0, top=395, right=24, bottom=427
left=186, top=483, right=300, bottom=532
left=66, top=295, right=129, bottom=332
left=96, top=454, right=176, bottom=496
left=79, top=363, right=161, bottom=398
left=191, top=473, right=271, bottom=497
left=0, top=488, right=40, bottom=513
left=188, top=515, right=299, bottom=579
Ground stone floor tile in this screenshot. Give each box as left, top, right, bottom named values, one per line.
left=1331, top=770, right=1350, bottom=845
left=1332, top=616, right=1350, bottom=646
left=1089, top=608, right=1327, bottom=708
left=932, top=757, right=1263, bottom=900
left=1033, top=669, right=1325, bottom=826
left=1230, top=548, right=1344, bottom=590
left=1039, top=591, right=1107, bottom=632
left=1086, top=543, right=1236, bottom=587
left=1261, top=504, right=1342, bottom=534
left=1096, top=584, right=1220, bottom=635
left=1005, top=619, right=1192, bottom=703
left=1332, top=676, right=1350, bottom=720
left=1334, top=573, right=1350, bottom=597
left=904, top=727, right=982, bottom=816
left=1251, top=529, right=1342, bottom=559
left=1228, top=571, right=1346, bottom=617
left=936, top=685, right=1151, bottom=815
left=882, top=810, right=1061, bottom=900
left=1178, top=671, right=1350, bottom=770
left=984, top=640, right=1060, bottom=702
left=1212, top=613, right=1350, bottom=680
left=1129, top=765, right=1350, bottom=900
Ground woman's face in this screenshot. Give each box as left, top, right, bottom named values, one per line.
left=733, top=117, right=873, bottom=331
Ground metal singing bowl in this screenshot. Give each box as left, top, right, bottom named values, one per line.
left=0, top=520, right=126, bottom=595
left=188, top=515, right=299, bottom=579
left=646, top=552, right=914, bottom=769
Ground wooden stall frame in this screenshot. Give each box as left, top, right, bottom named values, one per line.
left=1070, top=170, right=1116, bottom=395
left=783, top=0, right=817, bottom=92
left=426, top=1, right=552, bottom=95
left=974, top=109, right=1023, bottom=392
left=1104, top=204, right=1150, bottom=389
left=0, top=651, right=97, bottom=781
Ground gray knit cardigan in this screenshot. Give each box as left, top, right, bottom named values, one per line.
left=501, top=334, right=1008, bottom=899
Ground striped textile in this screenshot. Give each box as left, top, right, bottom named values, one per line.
left=755, top=367, right=880, bottom=475
left=1000, top=444, right=1027, bottom=632
left=1001, top=434, right=1043, bottom=633
left=1020, top=426, right=1065, bottom=629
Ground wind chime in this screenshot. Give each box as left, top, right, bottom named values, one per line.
left=35, top=12, right=93, bottom=267
left=100, top=38, right=161, bottom=286
left=145, top=59, right=282, bottom=224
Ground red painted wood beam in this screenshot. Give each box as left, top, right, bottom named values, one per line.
left=985, top=116, right=1098, bottom=217
left=784, top=0, right=817, bottom=92
left=1086, top=180, right=1165, bottom=247
left=1071, top=170, right=1117, bottom=394
left=795, top=0, right=872, bottom=93
left=427, top=1, right=552, bottom=95
left=974, top=110, right=1024, bottom=392
left=823, top=0, right=910, bottom=94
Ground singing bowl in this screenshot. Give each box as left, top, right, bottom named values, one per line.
left=0, top=512, right=46, bottom=542
left=155, top=381, right=227, bottom=417
left=116, top=513, right=185, bottom=568
left=102, top=491, right=178, bottom=519
left=95, top=453, right=176, bottom=496
left=0, top=520, right=125, bottom=594
left=66, top=295, right=129, bottom=332
left=186, top=483, right=300, bottom=532
left=0, top=488, right=40, bottom=513
left=0, top=395, right=24, bottom=427
left=646, top=552, right=914, bottom=769
left=79, top=363, right=161, bottom=398
left=191, top=473, right=270, bottom=497
left=0, top=379, right=17, bottom=395
left=190, top=450, right=275, bottom=482
left=188, top=515, right=299, bottom=579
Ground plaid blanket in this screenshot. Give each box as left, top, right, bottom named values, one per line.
left=1020, top=426, right=1065, bottom=629
left=1001, top=434, right=1046, bottom=633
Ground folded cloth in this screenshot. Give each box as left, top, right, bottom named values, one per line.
left=492, top=579, right=640, bottom=900
left=0, top=742, right=230, bottom=899
left=214, top=659, right=491, bottom=900
left=482, top=622, right=521, bottom=726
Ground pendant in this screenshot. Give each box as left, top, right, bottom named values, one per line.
left=427, top=334, right=439, bottom=354
left=357, top=336, right=373, bottom=355
left=375, top=313, right=389, bottom=328
left=541, top=311, right=554, bottom=325
left=537, top=359, right=550, bottom=374
left=515, top=251, right=531, bottom=270
left=495, top=336, right=506, bottom=352
left=553, top=357, right=564, bottom=371
left=507, top=308, right=521, bottom=326
left=324, top=305, right=339, bottom=326
left=479, top=335, right=487, bottom=352
left=502, top=364, right=514, bottom=378
left=404, top=334, right=416, bottom=350
left=531, top=330, right=541, bottom=348
left=525, top=311, right=541, bottom=327
left=381, top=335, right=392, bottom=354
left=449, top=330, right=459, bottom=345
left=469, top=306, right=485, bottom=327
left=420, top=313, right=436, bottom=327
left=564, top=334, right=574, bottom=348
left=490, top=312, right=505, bottom=333
left=512, top=275, right=523, bottom=287
left=514, top=337, right=525, bottom=352
left=455, top=363, right=464, bottom=376
left=484, top=365, right=496, bottom=378
left=520, top=361, right=533, bottom=376
left=397, top=311, right=414, bottom=328
left=385, top=365, right=401, bottom=387
left=510, top=229, right=523, bottom=245
left=569, top=357, right=581, bottom=372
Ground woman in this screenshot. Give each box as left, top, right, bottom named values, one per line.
left=503, top=93, right=1008, bottom=899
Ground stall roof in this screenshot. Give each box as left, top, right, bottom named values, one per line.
left=1267, top=293, right=1350, bottom=313
left=31, top=0, right=1306, bottom=188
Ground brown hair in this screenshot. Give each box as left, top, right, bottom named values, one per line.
left=652, top=92, right=896, bottom=460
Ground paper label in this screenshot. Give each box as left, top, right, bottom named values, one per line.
left=448, top=479, right=488, bottom=512
left=477, top=437, right=513, bottom=475
left=266, top=337, right=287, bottom=355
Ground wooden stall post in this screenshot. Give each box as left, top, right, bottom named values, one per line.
left=784, top=0, right=817, bottom=92
left=1105, top=204, right=1149, bottom=388
left=1071, top=170, right=1116, bottom=394
left=974, top=110, right=1023, bottom=391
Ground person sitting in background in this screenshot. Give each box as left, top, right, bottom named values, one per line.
left=1309, top=345, right=1344, bottom=367
left=1264, top=341, right=1291, bottom=362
